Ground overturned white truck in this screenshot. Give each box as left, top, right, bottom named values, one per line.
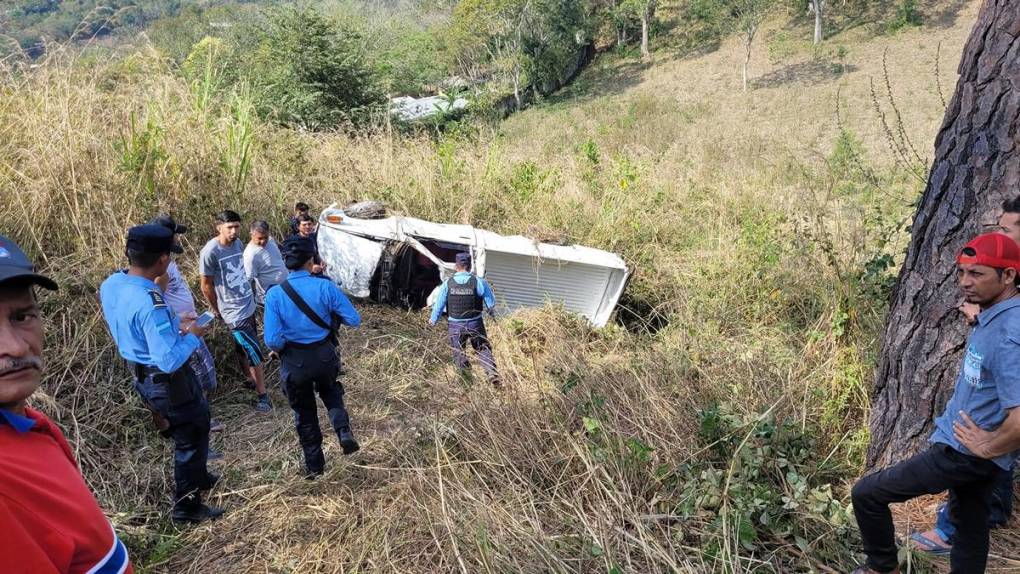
left=316, top=205, right=629, bottom=327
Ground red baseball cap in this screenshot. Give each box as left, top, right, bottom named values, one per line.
left=957, top=233, right=1020, bottom=270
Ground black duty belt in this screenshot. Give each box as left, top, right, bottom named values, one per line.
left=126, top=360, right=197, bottom=406
left=126, top=360, right=165, bottom=381
left=283, top=336, right=333, bottom=351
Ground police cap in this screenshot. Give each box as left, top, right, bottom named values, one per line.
left=126, top=224, right=184, bottom=255
left=148, top=214, right=188, bottom=235
left=281, top=235, right=316, bottom=270
left=455, top=252, right=472, bottom=268
left=0, top=234, right=58, bottom=290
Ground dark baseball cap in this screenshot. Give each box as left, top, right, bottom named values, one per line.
left=126, top=224, right=184, bottom=255
left=149, top=214, right=188, bottom=235
left=455, top=252, right=472, bottom=267
left=281, top=235, right=317, bottom=269
left=0, top=234, right=58, bottom=290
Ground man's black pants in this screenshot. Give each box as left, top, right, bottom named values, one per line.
left=134, top=365, right=212, bottom=507
left=280, top=340, right=351, bottom=474
left=851, top=443, right=1005, bottom=574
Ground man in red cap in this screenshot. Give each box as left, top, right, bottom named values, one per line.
left=850, top=232, right=1020, bottom=574
left=0, top=234, right=133, bottom=573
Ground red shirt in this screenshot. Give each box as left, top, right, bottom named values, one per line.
left=0, top=407, right=133, bottom=574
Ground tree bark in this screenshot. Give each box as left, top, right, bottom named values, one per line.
left=812, top=0, right=824, bottom=45
left=867, top=0, right=1020, bottom=470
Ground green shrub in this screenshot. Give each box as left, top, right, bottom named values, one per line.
left=886, top=0, right=922, bottom=32
left=225, top=7, right=386, bottom=129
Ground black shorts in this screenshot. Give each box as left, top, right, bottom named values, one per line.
left=229, top=313, right=265, bottom=366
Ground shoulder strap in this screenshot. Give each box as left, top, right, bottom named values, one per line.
left=281, top=280, right=332, bottom=332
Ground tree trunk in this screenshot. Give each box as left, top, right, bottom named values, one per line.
left=641, top=9, right=651, bottom=59
left=867, top=0, right=1020, bottom=470
left=813, top=0, right=823, bottom=45
left=742, top=34, right=753, bottom=92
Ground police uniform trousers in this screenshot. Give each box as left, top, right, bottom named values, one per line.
left=280, top=338, right=351, bottom=473
left=133, top=363, right=212, bottom=507
left=448, top=317, right=498, bottom=379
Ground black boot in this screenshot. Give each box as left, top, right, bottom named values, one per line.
left=172, top=494, right=225, bottom=524
left=339, top=430, right=360, bottom=455
left=202, top=472, right=221, bottom=490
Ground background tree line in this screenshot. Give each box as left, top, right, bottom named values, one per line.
left=2, top=0, right=923, bottom=128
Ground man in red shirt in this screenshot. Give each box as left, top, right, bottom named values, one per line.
left=0, top=234, right=133, bottom=574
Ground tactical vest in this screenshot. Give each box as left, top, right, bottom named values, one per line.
left=446, top=276, right=484, bottom=319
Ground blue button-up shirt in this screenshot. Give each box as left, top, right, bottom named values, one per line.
left=263, top=270, right=361, bottom=351
left=0, top=409, right=36, bottom=433
left=99, top=271, right=200, bottom=373
left=430, top=272, right=496, bottom=325
left=931, top=297, right=1020, bottom=470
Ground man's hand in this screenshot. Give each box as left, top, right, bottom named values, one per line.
left=958, top=300, right=980, bottom=325
left=186, top=321, right=212, bottom=339
left=953, top=412, right=995, bottom=459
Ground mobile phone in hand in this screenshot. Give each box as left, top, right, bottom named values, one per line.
left=195, top=311, right=216, bottom=328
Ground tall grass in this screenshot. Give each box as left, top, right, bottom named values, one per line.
left=0, top=19, right=949, bottom=571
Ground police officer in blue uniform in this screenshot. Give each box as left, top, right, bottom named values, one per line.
left=264, top=235, right=362, bottom=478
left=429, top=252, right=501, bottom=386
left=99, top=225, right=224, bottom=523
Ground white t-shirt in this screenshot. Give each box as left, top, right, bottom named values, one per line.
left=162, top=261, right=197, bottom=317
left=243, top=238, right=288, bottom=302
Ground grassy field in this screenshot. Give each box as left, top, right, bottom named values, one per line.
left=4, top=1, right=1016, bottom=571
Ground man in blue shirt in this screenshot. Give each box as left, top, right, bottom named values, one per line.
left=851, top=233, right=1020, bottom=574
left=99, top=225, right=224, bottom=524
left=909, top=196, right=1020, bottom=557
left=264, top=236, right=362, bottom=478
left=429, top=252, right=501, bottom=386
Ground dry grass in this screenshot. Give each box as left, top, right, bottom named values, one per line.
left=2, top=2, right=1012, bottom=572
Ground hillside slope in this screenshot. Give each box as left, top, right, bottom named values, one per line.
left=4, top=1, right=1014, bottom=572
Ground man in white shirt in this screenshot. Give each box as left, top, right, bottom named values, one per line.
left=150, top=216, right=224, bottom=436
left=243, top=220, right=287, bottom=304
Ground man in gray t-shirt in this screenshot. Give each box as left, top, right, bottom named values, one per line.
left=200, top=210, right=270, bottom=413
left=243, top=220, right=287, bottom=304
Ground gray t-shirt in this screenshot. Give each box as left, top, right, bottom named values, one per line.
left=163, top=261, right=197, bottom=317
left=199, top=238, right=255, bottom=325
left=243, top=238, right=288, bottom=303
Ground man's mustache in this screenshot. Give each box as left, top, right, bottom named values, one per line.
left=0, top=356, right=43, bottom=377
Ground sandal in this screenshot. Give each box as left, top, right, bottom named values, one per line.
left=906, top=531, right=952, bottom=556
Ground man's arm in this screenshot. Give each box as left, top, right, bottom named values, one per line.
left=329, top=284, right=361, bottom=327
left=262, top=292, right=285, bottom=352
left=140, top=306, right=202, bottom=373
left=242, top=246, right=257, bottom=282
left=477, top=277, right=497, bottom=315
left=429, top=282, right=448, bottom=325
left=199, top=276, right=219, bottom=316
left=954, top=335, right=1020, bottom=458
left=155, top=272, right=169, bottom=293
left=954, top=408, right=1020, bottom=459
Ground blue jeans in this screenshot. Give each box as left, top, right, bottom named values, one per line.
left=934, top=467, right=1014, bottom=543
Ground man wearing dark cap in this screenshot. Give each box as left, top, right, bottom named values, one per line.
left=0, top=234, right=134, bottom=572
left=99, top=225, right=224, bottom=523
left=150, top=215, right=223, bottom=436
left=429, top=252, right=501, bottom=386
left=264, top=235, right=362, bottom=478
left=851, top=233, right=1020, bottom=574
